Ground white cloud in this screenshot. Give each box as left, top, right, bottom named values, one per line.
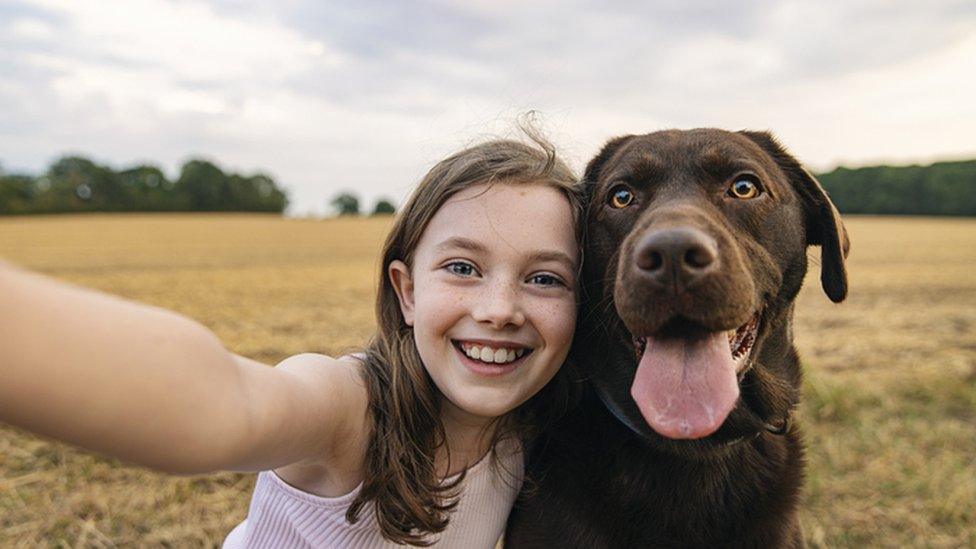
left=33, top=0, right=340, bottom=80
left=20, top=0, right=341, bottom=122
left=8, top=16, right=55, bottom=39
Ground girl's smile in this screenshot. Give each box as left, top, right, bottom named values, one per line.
left=453, top=339, right=532, bottom=376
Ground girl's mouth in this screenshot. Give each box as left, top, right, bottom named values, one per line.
left=452, top=340, right=534, bottom=376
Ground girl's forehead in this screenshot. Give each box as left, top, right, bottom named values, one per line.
left=419, top=183, right=578, bottom=260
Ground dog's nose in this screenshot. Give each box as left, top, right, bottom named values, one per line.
left=635, top=228, right=719, bottom=289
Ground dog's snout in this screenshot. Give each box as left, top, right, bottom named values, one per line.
left=635, top=228, right=718, bottom=289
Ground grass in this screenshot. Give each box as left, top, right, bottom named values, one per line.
left=793, top=217, right=976, bottom=548
left=1, top=213, right=974, bottom=547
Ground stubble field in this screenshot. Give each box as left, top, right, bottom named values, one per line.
left=0, top=214, right=974, bottom=547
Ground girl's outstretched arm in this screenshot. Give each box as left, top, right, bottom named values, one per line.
left=0, top=262, right=366, bottom=475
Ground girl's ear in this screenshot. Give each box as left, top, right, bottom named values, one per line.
left=388, top=260, right=415, bottom=326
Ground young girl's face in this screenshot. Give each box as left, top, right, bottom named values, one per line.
left=390, top=182, right=578, bottom=422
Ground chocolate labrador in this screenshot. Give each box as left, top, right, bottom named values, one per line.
left=506, top=129, right=849, bottom=548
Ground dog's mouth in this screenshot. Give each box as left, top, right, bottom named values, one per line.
left=632, top=311, right=760, bottom=373
left=628, top=310, right=762, bottom=440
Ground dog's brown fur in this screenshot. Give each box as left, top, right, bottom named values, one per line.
left=506, top=129, right=849, bottom=548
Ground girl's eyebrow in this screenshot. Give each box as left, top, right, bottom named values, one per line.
left=435, top=237, right=576, bottom=271
left=528, top=250, right=577, bottom=272
left=434, top=236, right=487, bottom=253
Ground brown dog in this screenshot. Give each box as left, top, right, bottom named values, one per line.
left=506, top=129, right=849, bottom=548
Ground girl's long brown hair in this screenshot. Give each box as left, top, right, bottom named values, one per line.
left=345, top=129, right=583, bottom=545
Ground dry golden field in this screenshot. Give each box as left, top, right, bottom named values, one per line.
left=0, top=213, right=974, bottom=547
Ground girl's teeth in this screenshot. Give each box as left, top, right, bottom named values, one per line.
left=480, top=347, right=494, bottom=362
left=461, top=343, right=525, bottom=364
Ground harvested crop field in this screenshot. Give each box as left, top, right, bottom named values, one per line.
left=1, top=214, right=974, bottom=547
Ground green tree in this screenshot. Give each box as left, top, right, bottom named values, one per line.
left=817, top=159, right=976, bottom=216
left=1, top=155, right=289, bottom=215
left=0, top=174, right=36, bottom=215
left=330, top=192, right=360, bottom=216
left=40, top=156, right=128, bottom=213
left=174, top=159, right=228, bottom=211
left=372, top=197, right=396, bottom=215
left=227, top=173, right=288, bottom=213
left=118, top=165, right=182, bottom=211
left=249, top=174, right=288, bottom=213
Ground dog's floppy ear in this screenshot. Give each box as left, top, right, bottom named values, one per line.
left=583, top=135, right=634, bottom=191
left=740, top=131, right=850, bottom=303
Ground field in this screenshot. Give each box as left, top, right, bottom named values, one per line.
left=1, top=214, right=974, bottom=547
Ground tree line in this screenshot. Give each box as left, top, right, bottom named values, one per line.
left=816, top=159, right=976, bottom=216
left=3, top=154, right=974, bottom=216
left=0, top=156, right=288, bottom=215
left=329, top=192, right=396, bottom=216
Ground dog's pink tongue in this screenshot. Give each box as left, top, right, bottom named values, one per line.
left=631, top=332, right=739, bottom=439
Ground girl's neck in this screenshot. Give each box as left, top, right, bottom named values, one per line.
left=437, top=399, right=500, bottom=477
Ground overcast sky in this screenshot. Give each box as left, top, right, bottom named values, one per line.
left=1, top=0, right=974, bottom=214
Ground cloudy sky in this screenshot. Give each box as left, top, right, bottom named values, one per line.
left=1, top=0, right=974, bottom=214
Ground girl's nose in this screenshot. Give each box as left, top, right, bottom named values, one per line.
left=473, top=281, right=525, bottom=329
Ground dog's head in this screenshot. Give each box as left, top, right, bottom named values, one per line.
left=578, top=128, right=849, bottom=451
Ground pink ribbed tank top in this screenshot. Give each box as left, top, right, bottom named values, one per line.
left=222, top=440, right=522, bottom=548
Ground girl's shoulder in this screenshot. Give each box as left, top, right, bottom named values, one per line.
left=272, top=352, right=368, bottom=410
left=270, top=353, right=371, bottom=497
left=275, top=351, right=370, bottom=425
left=273, top=352, right=366, bottom=394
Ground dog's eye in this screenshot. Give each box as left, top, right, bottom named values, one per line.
left=609, top=186, right=635, bottom=209
left=728, top=177, right=762, bottom=199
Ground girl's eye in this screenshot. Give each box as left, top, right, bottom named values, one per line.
left=608, top=185, right=635, bottom=209
left=529, top=274, right=565, bottom=288
left=445, top=262, right=476, bottom=277
left=728, top=176, right=763, bottom=199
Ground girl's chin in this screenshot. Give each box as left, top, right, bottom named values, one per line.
left=439, top=388, right=525, bottom=423
left=425, top=346, right=548, bottom=421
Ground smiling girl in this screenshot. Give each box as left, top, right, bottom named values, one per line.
left=0, top=135, right=583, bottom=547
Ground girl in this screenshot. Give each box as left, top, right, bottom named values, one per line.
left=0, top=135, right=583, bottom=547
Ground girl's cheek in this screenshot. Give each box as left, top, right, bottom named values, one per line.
left=421, top=277, right=465, bottom=303
left=424, top=284, right=480, bottom=323
left=532, top=296, right=577, bottom=334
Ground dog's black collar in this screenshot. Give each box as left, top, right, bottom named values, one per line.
left=594, top=382, right=651, bottom=439
left=721, top=410, right=792, bottom=448
left=725, top=408, right=793, bottom=446
left=763, top=409, right=793, bottom=436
